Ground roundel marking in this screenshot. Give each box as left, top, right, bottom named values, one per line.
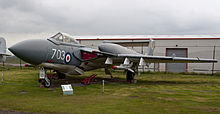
left=65, top=52, right=72, bottom=64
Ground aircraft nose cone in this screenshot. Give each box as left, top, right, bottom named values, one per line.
left=9, top=39, right=49, bottom=65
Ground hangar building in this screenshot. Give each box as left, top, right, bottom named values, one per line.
left=75, top=35, right=220, bottom=73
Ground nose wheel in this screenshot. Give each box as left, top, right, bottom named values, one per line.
left=38, top=67, right=51, bottom=88
left=39, top=77, right=51, bottom=88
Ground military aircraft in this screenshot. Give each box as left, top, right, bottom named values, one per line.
left=8, top=32, right=217, bottom=87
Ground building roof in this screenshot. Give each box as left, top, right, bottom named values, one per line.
left=74, top=35, right=220, bottom=40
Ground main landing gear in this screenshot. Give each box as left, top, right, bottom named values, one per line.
left=126, top=69, right=135, bottom=83
left=57, top=71, right=66, bottom=79
left=38, top=68, right=66, bottom=88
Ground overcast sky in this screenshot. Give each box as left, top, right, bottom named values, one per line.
left=1, top=0, right=220, bottom=47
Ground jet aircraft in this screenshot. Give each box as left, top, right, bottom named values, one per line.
left=8, top=32, right=217, bottom=87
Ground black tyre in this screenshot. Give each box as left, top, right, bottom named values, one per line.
left=126, top=70, right=135, bottom=81
left=41, top=79, right=51, bottom=88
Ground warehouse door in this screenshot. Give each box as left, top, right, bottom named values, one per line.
left=166, top=48, right=187, bottom=73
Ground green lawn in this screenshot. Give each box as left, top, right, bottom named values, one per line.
left=5, top=56, right=26, bottom=64
left=0, top=67, right=220, bottom=114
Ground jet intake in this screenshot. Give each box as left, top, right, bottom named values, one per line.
left=81, top=51, right=98, bottom=61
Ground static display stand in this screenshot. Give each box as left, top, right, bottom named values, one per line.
left=61, top=84, right=73, bottom=95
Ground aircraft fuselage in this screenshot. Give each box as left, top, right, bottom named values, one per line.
left=8, top=37, right=139, bottom=75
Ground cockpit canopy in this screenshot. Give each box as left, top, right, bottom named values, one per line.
left=50, top=32, right=79, bottom=44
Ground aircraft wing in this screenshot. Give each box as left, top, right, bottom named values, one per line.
left=90, top=51, right=217, bottom=64
left=80, top=47, right=217, bottom=67
left=116, top=54, right=217, bottom=63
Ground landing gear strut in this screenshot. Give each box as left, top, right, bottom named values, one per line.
left=38, top=68, right=51, bottom=88
left=126, top=69, right=135, bottom=83
left=105, top=68, right=113, bottom=78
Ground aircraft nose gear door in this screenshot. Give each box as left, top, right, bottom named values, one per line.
left=38, top=67, right=51, bottom=88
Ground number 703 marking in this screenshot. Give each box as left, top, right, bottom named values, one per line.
left=51, top=49, right=65, bottom=60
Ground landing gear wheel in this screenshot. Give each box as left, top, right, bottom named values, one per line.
left=41, top=79, right=51, bottom=88
left=57, top=72, right=66, bottom=79
left=126, top=70, right=135, bottom=82
left=39, top=67, right=51, bottom=88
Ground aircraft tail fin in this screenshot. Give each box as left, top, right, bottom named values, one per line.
left=0, top=37, right=9, bottom=62
left=146, top=39, right=155, bottom=56
left=0, top=37, right=6, bottom=54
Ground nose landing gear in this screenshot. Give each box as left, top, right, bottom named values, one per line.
left=38, top=68, right=67, bottom=88
left=38, top=67, right=51, bottom=88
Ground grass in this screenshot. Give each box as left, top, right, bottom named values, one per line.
left=5, top=56, right=26, bottom=64
left=0, top=67, right=220, bottom=113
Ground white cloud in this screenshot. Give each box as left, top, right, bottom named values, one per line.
left=0, top=0, right=220, bottom=40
